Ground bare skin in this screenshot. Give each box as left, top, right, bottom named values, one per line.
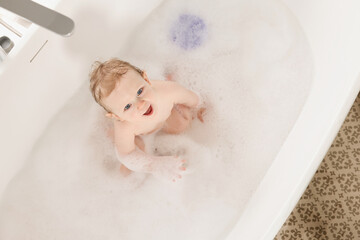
left=102, top=69, right=204, bottom=182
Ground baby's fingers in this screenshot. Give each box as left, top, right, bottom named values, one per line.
left=197, top=107, right=206, bottom=123
left=172, top=174, right=183, bottom=183
left=178, top=159, right=187, bottom=169
left=179, top=166, right=186, bottom=171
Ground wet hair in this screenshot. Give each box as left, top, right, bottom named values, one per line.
left=89, top=58, right=144, bottom=112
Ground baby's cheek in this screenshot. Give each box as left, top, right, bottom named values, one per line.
left=130, top=109, right=139, bottom=119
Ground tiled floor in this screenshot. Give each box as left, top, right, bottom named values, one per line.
left=275, top=93, right=360, bottom=240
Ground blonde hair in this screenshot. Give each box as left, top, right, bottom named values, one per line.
left=89, top=58, right=144, bottom=113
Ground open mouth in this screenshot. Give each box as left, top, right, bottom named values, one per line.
left=143, top=105, right=153, bottom=116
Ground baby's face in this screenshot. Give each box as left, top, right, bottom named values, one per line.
left=102, top=69, right=156, bottom=123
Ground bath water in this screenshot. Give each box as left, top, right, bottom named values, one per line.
left=0, top=0, right=313, bottom=239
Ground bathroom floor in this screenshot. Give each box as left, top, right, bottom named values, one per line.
left=275, top=93, right=360, bottom=240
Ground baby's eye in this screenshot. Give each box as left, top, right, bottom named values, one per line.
left=124, top=104, right=132, bottom=111
left=137, top=87, right=144, bottom=96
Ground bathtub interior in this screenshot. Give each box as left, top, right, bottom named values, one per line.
left=2, top=0, right=357, bottom=239
left=227, top=0, right=360, bottom=239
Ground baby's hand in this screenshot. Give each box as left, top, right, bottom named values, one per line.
left=150, top=156, right=187, bottom=182
left=197, top=107, right=206, bottom=123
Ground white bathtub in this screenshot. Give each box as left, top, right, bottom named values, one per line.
left=0, top=0, right=360, bottom=239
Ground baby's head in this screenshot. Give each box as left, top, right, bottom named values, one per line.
left=90, top=58, right=154, bottom=122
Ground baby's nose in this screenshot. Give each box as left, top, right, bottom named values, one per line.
left=137, top=100, right=146, bottom=110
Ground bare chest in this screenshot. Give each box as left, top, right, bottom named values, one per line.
left=134, top=95, right=174, bottom=136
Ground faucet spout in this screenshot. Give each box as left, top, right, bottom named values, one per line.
left=0, top=0, right=74, bottom=37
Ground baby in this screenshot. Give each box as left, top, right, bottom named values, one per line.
left=89, top=59, right=204, bottom=182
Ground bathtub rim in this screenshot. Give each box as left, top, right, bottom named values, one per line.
left=226, top=0, right=360, bottom=238
left=226, top=75, right=360, bottom=240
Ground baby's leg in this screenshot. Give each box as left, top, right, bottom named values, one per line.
left=162, top=104, right=192, bottom=134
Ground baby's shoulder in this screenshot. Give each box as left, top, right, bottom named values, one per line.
left=151, top=80, right=181, bottom=91
left=113, top=120, right=134, bottom=135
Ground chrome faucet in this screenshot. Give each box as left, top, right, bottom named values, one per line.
left=0, top=0, right=74, bottom=37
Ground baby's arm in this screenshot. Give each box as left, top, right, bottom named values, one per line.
left=162, top=81, right=206, bottom=122
left=114, top=122, right=186, bottom=181
left=165, top=81, right=200, bottom=108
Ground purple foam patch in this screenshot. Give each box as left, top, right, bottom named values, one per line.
left=170, top=14, right=207, bottom=50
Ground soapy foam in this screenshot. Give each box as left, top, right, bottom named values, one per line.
left=0, top=0, right=313, bottom=239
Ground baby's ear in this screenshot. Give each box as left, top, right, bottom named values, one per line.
left=105, top=112, right=123, bottom=121
left=142, top=72, right=151, bottom=85
left=105, top=113, right=112, bottom=118
left=105, top=113, right=116, bottom=120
